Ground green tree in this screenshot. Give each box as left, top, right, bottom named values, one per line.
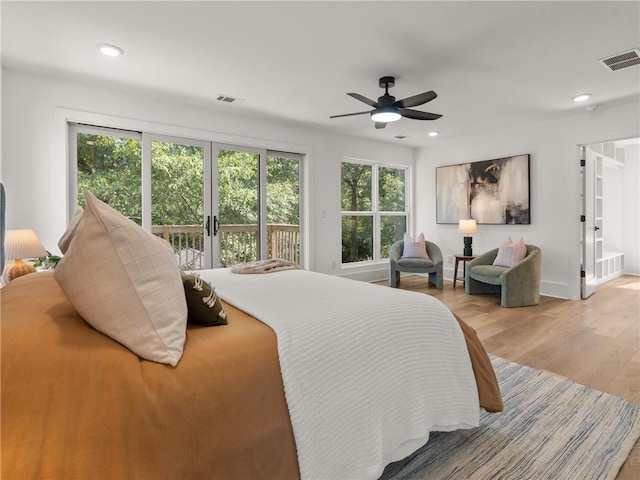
left=151, top=141, right=204, bottom=225
left=341, top=163, right=372, bottom=262
left=77, top=133, right=142, bottom=224
left=267, top=156, right=299, bottom=224
left=76, top=133, right=301, bottom=266
left=341, top=163, right=406, bottom=263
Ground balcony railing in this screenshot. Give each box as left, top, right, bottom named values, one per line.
left=152, top=223, right=300, bottom=270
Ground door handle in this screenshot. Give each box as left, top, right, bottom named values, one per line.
left=594, top=226, right=600, bottom=231
left=205, top=216, right=211, bottom=236
left=213, top=216, right=220, bottom=236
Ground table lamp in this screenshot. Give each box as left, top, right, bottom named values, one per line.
left=458, top=219, right=477, bottom=256
left=3, top=229, right=48, bottom=282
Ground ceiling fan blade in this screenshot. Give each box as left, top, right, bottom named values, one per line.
left=330, top=111, right=371, bottom=119
left=374, top=122, right=387, bottom=129
left=395, top=91, right=437, bottom=108
left=347, top=93, right=379, bottom=108
left=399, top=108, right=442, bottom=120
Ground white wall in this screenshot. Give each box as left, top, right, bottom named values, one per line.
left=0, top=68, right=414, bottom=279
left=414, top=99, right=640, bottom=300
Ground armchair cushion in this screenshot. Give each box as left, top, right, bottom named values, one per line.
left=467, top=265, right=508, bottom=284
left=397, top=257, right=436, bottom=268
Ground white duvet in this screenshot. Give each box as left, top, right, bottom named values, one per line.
left=199, top=268, right=479, bottom=480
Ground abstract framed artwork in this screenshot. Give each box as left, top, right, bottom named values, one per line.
left=436, top=154, right=530, bottom=224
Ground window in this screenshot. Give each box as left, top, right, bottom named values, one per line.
left=74, top=126, right=142, bottom=224
left=341, top=160, right=409, bottom=264
left=70, top=124, right=304, bottom=269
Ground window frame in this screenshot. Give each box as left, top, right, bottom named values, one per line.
left=68, top=121, right=308, bottom=269
left=340, top=158, right=411, bottom=266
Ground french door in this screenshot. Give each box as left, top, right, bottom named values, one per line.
left=213, top=144, right=302, bottom=268
left=146, top=135, right=212, bottom=270
left=70, top=124, right=302, bottom=270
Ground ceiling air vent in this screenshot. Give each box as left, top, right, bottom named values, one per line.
left=216, top=94, right=239, bottom=103
left=599, top=49, right=640, bottom=72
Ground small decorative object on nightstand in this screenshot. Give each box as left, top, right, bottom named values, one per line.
left=453, top=254, right=476, bottom=289
left=3, top=229, right=48, bottom=282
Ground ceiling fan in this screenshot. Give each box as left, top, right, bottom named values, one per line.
left=330, top=76, right=442, bottom=129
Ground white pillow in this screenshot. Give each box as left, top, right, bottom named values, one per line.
left=54, top=192, right=187, bottom=366
left=493, top=237, right=527, bottom=267
left=401, top=233, right=430, bottom=259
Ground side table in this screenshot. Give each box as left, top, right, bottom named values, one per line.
left=453, top=254, right=476, bottom=289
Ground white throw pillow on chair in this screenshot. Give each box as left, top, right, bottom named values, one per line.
left=401, top=233, right=430, bottom=259
left=493, top=237, right=527, bottom=267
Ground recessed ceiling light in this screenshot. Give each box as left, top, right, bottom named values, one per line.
left=97, top=43, right=124, bottom=57
left=428, top=131, right=439, bottom=137
left=573, top=94, right=591, bottom=102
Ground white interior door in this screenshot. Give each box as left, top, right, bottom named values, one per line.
left=582, top=145, right=598, bottom=298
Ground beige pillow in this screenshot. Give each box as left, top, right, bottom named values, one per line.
left=401, top=233, right=430, bottom=259
left=58, top=207, right=83, bottom=254
left=493, top=237, right=527, bottom=267
left=54, top=192, right=187, bottom=366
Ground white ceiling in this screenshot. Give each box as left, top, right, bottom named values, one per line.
left=2, top=1, right=639, bottom=147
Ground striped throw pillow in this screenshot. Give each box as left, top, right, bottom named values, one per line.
left=401, top=233, right=430, bottom=259
left=493, top=237, right=527, bottom=267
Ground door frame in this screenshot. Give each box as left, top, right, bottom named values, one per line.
left=578, top=135, right=638, bottom=299
left=580, top=144, right=598, bottom=298
left=212, top=143, right=266, bottom=265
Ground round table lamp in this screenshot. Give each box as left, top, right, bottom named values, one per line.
left=3, top=229, right=48, bottom=282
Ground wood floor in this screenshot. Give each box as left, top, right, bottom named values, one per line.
left=375, top=274, right=640, bottom=480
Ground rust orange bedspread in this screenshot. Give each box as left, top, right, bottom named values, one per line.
left=1, top=272, right=299, bottom=479
left=1, top=272, right=501, bottom=479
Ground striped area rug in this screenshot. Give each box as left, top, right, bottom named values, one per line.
left=380, top=356, right=640, bottom=480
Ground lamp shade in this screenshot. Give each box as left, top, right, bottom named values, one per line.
left=4, top=229, right=47, bottom=260
left=458, top=219, right=478, bottom=235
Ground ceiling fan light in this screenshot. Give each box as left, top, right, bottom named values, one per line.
left=371, top=108, right=401, bottom=123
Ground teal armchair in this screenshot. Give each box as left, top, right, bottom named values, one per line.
left=389, top=240, right=443, bottom=289
left=465, top=245, right=541, bottom=307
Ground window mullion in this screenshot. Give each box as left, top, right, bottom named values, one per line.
left=141, top=133, right=152, bottom=232
left=372, top=164, right=381, bottom=262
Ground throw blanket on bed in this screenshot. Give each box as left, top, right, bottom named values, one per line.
left=199, top=268, right=480, bottom=480
left=230, top=258, right=299, bottom=274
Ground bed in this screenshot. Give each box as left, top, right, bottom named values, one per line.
left=1, top=193, right=502, bottom=480
left=1, top=268, right=502, bottom=480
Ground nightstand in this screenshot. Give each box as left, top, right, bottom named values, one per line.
left=453, top=254, right=476, bottom=289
